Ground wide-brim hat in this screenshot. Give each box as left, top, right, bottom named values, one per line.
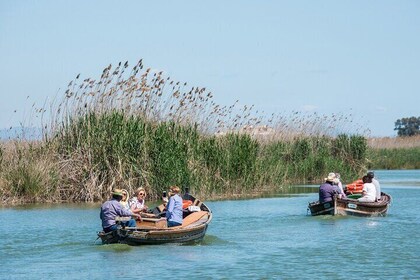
left=112, top=189, right=123, bottom=196
left=325, top=172, right=336, bottom=182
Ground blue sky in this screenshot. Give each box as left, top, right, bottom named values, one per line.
left=1, top=1, right=419, bottom=137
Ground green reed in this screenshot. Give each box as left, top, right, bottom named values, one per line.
left=49, top=110, right=366, bottom=202
left=367, top=147, right=420, bottom=169
left=0, top=60, right=369, bottom=204
left=0, top=142, right=59, bottom=204
left=366, top=135, right=420, bottom=169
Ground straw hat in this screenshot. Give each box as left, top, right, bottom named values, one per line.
left=112, top=189, right=123, bottom=196
left=325, top=172, right=336, bottom=182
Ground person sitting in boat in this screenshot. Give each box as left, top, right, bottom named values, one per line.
left=100, top=189, right=141, bottom=233
left=333, top=173, right=346, bottom=199
left=357, top=175, right=376, bottom=203
left=120, top=189, right=130, bottom=211
left=367, top=171, right=381, bottom=201
left=130, top=187, right=149, bottom=213
left=129, top=187, right=156, bottom=218
left=165, top=185, right=183, bottom=227
left=319, top=173, right=341, bottom=203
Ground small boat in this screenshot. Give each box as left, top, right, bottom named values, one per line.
left=98, top=192, right=212, bottom=245
left=308, top=192, right=391, bottom=217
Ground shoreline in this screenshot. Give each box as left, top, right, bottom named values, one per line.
left=2, top=184, right=320, bottom=207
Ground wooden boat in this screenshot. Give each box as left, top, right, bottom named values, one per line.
left=98, top=192, right=212, bottom=245
left=308, top=192, right=391, bottom=217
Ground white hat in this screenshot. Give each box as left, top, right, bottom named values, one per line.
left=325, top=172, right=336, bottom=182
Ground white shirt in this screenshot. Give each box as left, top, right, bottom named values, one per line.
left=129, top=197, right=145, bottom=211
left=360, top=183, right=376, bottom=202
left=372, top=178, right=381, bottom=200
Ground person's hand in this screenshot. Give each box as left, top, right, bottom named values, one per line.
left=135, top=214, right=142, bottom=222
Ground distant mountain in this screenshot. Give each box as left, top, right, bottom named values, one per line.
left=0, top=127, right=42, bottom=141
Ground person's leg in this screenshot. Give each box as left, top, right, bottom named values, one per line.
left=167, top=220, right=182, bottom=227
left=104, top=224, right=118, bottom=233
left=127, top=218, right=136, bottom=227
left=121, top=219, right=136, bottom=228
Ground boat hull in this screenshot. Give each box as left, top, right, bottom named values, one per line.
left=98, top=193, right=212, bottom=245
left=122, top=224, right=209, bottom=245
left=308, top=192, right=391, bottom=217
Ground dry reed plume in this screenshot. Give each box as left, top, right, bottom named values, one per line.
left=368, top=135, right=420, bottom=149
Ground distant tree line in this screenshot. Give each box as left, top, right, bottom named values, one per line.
left=394, top=116, right=420, bottom=137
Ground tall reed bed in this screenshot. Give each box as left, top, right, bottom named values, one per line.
left=45, top=110, right=366, bottom=202
left=0, top=60, right=368, bottom=204
left=0, top=141, right=59, bottom=204
left=367, top=135, right=420, bottom=169
left=257, top=134, right=366, bottom=185
left=367, top=148, right=420, bottom=169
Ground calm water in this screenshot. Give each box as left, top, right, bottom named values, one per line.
left=1, top=170, right=419, bottom=279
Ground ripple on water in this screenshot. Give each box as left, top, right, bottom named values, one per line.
left=1, top=171, right=419, bottom=279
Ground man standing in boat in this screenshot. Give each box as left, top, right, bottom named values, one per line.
left=100, top=189, right=142, bottom=233
left=367, top=171, right=381, bottom=201
left=319, top=173, right=341, bottom=203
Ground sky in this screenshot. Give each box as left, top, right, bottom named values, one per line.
left=0, top=0, right=419, bottom=137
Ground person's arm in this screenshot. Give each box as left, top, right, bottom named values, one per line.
left=132, top=213, right=142, bottom=221
left=167, top=197, right=175, bottom=214
left=361, top=185, right=368, bottom=196
left=130, top=204, right=141, bottom=214
left=140, top=212, right=156, bottom=218
left=114, top=201, right=134, bottom=217
left=119, top=204, right=142, bottom=221
left=333, top=186, right=342, bottom=198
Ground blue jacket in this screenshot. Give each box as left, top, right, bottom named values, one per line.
left=166, top=194, right=183, bottom=225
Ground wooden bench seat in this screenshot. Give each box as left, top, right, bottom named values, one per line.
left=136, top=217, right=167, bottom=229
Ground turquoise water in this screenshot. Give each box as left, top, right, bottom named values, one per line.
left=1, top=170, right=419, bottom=279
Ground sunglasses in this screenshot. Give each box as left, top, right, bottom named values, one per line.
left=139, top=193, right=145, bottom=196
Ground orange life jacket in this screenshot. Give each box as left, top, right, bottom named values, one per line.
left=182, top=200, right=193, bottom=209
left=346, top=179, right=364, bottom=193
